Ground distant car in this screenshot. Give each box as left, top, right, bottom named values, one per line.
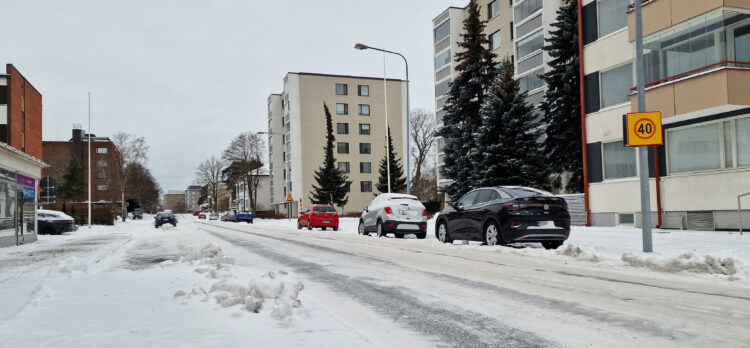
left=435, top=186, right=570, bottom=249
left=155, top=211, right=177, bottom=228
left=209, top=213, right=219, bottom=220
left=221, top=211, right=238, bottom=222
left=132, top=208, right=144, bottom=220
left=236, top=210, right=254, bottom=223
left=193, top=211, right=200, bottom=216
left=298, top=205, right=339, bottom=231
left=358, top=193, right=427, bottom=239
left=198, top=212, right=207, bottom=219
left=36, top=209, right=75, bottom=235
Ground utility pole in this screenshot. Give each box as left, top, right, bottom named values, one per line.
left=635, top=0, right=653, bottom=252
left=87, top=92, right=92, bottom=228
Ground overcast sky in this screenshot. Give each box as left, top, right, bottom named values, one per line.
left=1, top=0, right=463, bottom=191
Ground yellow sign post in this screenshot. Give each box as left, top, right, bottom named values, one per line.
left=624, top=111, right=663, bottom=146
left=286, top=195, right=294, bottom=202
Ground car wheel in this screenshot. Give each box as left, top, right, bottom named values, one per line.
left=542, top=241, right=563, bottom=250
left=416, top=232, right=426, bottom=239
left=437, top=222, right=452, bottom=244
left=250, top=219, right=253, bottom=224
left=376, top=221, right=387, bottom=238
left=307, top=220, right=312, bottom=230
left=297, top=221, right=302, bottom=229
left=483, top=221, right=501, bottom=246
left=358, top=221, right=366, bottom=235
left=333, top=227, right=338, bottom=231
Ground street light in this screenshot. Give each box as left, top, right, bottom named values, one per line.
left=354, top=43, right=411, bottom=195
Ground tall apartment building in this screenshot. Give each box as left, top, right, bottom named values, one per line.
left=1, top=64, right=47, bottom=247
left=267, top=73, right=408, bottom=215
left=433, top=0, right=561, bottom=188
left=164, top=190, right=186, bottom=212
left=42, top=127, right=121, bottom=204
left=581, top=0, right=750, bottom=229
left=185, top=185, right=202, bottom=212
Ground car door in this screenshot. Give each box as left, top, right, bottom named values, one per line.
left=299, top=208, right=310, bottom=225
left=463, top=189, right=493, bottom=239
left=363, top=196, right=380, bottom=230
left=447, top=190, right=479, bottom=237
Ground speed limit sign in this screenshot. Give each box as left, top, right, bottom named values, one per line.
left=624, top=112, right=663, bottom=146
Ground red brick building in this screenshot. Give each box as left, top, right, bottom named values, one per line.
left=1, top=64, right=43, bottom=160
left=42, top=128, right=121, bottom=204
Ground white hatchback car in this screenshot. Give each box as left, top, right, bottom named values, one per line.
left=358, top=193, right=427, bottom=239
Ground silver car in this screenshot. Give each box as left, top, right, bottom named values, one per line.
left=358, top=193, right=427, bottom=239
left=209, top=212, right=219, bottom=220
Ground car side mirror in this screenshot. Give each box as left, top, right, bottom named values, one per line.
left=363, top=206, right=368, bottom=212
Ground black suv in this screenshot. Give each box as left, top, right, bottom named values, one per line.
left=155, top=211, right=177, bottom=228
left=435, top=186, right=570, bottom=249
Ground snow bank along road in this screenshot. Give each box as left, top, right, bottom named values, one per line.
left=1, top=216, right=748, bottom=347
left=197, top=218, right=750, bottom=347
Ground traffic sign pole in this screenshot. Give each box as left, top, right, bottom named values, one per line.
left=635, top=0, right=653, bottom=252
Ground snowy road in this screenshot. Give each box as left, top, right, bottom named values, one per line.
left=1, top=216, right=749, bottom=347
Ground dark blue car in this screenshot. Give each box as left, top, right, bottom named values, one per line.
left=155, top=211, right=177, bottom=228
left=236, top=210, right=254, bottom=223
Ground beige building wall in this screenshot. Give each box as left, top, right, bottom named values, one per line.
left=269, top=73, right=407, bottom=215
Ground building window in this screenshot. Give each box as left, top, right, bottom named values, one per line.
left=618, top=213, right=635, bottom=225
left=600, top=63, right=632, bottom=108
left=336, top=103, right=348, bottom=115
left=358, top=85, right=369, bottom=96
left=518, top=68, right=545, bottom=93
left=489, top=31, right=501, bottom=50
left=435, top=50, right=451, bottom=70
left=359, top=123, right=371, bottom=135
left=516, top=29, right=543, bottom=59
left=738, top=117, right=750, bottom=167
left=358, top=104, right=370, bottom=116
left=337, top=142, right=349, bottom=154
left=360, top=162, right=372, bottom=173
left=337, top=123, right=349, bottom=134
left=602, top=140, right=637, bottom=180
left=0, top=86, right=7, bottom=104
left=96, top=160, right=107, bottom=167
left=436, top=110, right=447, bottom=125
left=338, top=162, right=350, bottom=173
left=597, top=0, right=628, bottom=38
left=435, top=79, right=451, bottom=97
left=96, top=147, right=108, bottom=154
left=488, top=1, right=500, bottom=19
left=336, top=83, right=348, bottom=95
left=359, top=143, right=371, bottom=154
left=360, top=181, right=372, bottom=192
left=434, top=20, right=450, bottom=43
left=95, top=172, right=107, bottom=179
left=514, top=0, right=542, bottom=23
left=668, top=123, right=721, bottom=173
left=97, top=185, right=108, bottom=191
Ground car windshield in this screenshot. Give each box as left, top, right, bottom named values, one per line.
left=161, top=213, right=175, bottom=218
left=314, top=206, right=336, bottom=212
left=502, top=187, right=552, bottom=198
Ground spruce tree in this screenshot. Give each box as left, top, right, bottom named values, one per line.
left=310, top=103, right=351, bottom=208
left=436, top=0, right=497, bottom=199
left=58, top=156, right=86, bottom=203
left=376, top=127, right=406, bottom=194
left=540, top=0, right=583, bottom=192
left=473, top=59, right=546, bottom=187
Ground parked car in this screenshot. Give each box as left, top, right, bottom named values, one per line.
left=36, top=209, right=75, bottom=235
left=193, top=211, right=200, bottom=216
left=236, top=210, right=254, bottom=223
left=155, top=211, right=177, bottom=228
left=209, top=212, right=219, bottom=220
left=198, top=212, right=207, bottom=219
left=221, top=211, right=238, bottom=222
left=358, top=193, right=427, bottom=239
left=298, top=205, right=339, bottom=231
left=132, top=208, right=144, bottom=219
left=435, top=186, right=570, bottom=249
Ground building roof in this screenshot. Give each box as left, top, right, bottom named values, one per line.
left=186, top=185, right=203, bottom=190
left=291, top=72, right=406, bottom=83
left=166, top=190, right=185, bottom=195
left=0, top=141, right=49, bottom=168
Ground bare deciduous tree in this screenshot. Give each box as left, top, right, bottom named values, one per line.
left=196, top=156, right=225, bottom=212
left=112, top=132, right=149, bottom=219
left=222, top=132, right=265, bottom=211
left=409, top=108, right=436, bottom=193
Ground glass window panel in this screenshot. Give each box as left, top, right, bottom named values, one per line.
left=435, top=79, right=451, bottom=96
left=337, top=142, right=349, bottom=154
left=358, top=85, right=369, bottom=96
left=359, top=104, right=370, bottom=116
left=514, top=0, right=542, bottom=23
left=516, top=30, right=543, bottom=58
left=360, top=181, right=372, bottom=193
left=724, top=121, right=733, bottom=168
left=336, top=123, right=348, bottom=134
left=458, top=191, right=479, bottom=207
left=490, top=31, right=501, bottom=50
left=735, top=23, right=750, bottom=62
left=336, top=103, right=348, bottom=115
left=434, top=20, right=450, bottom=43
left=0, top=181, right=17, bottom=238
left=519, top=69, right=545, bottom=93
left=360, top=162, right=372, bottom=173
left=597, top=0, right=628, bottom=37
left=335, top=83, right=348, bottom=95
left=436, top=110, right=447, bottom=125
left=737, top=117, right=750, bottom=166
left=359, top=143, right=371, bottom=154
left=603, top=141, right=637, bottom=179
left=435, top=50, right=452, bottom=70
left=600, top=63, right=632, bottom=108
left=359, top=123, right=370, bottom=135
left=489, top=1, right=500, bottom=19
left=668, top=123, right=721, bottom=173
left=338, top=162, right=350, bottom=173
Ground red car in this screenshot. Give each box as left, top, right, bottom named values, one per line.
left=298, top=205, right=339, bottom=231
left=198, top=212, right=207, bottom=219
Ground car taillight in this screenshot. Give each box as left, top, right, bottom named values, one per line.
left=384, top=207, right=392, bottom=215
left=63, top=220, right=74, bottom=224
left=422, top=209, right=427, bottom=217
left=505, top=203, right=529, bottom=210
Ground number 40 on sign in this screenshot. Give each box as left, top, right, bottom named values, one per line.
left=623, top=112, right=663, bottom=147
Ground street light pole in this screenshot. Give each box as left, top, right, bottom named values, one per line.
left=87, top=92, right=92, bottom=228
left=635, top=0, right=653, bottom=252
left=355, top=43, right=411, bottom=195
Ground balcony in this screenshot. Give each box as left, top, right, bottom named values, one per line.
left=627, top=0, right=750, bottom=41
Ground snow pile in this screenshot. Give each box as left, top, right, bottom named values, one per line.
left=55, top=256, right=90, bottom=275
left=175, top=243, right=305, bottom=320
left=555, top=244, right=601, bottom=262
left=621, top=252, right=741, bottom=275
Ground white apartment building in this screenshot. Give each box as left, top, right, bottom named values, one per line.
left=267, top=73, right=408, bottom=216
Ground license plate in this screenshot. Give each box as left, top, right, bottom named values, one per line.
left=401, top=210, right=416, bottom=216
left=322, top=221, right=330, bottom=224
left=537, top=221, right=553, bottom=227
